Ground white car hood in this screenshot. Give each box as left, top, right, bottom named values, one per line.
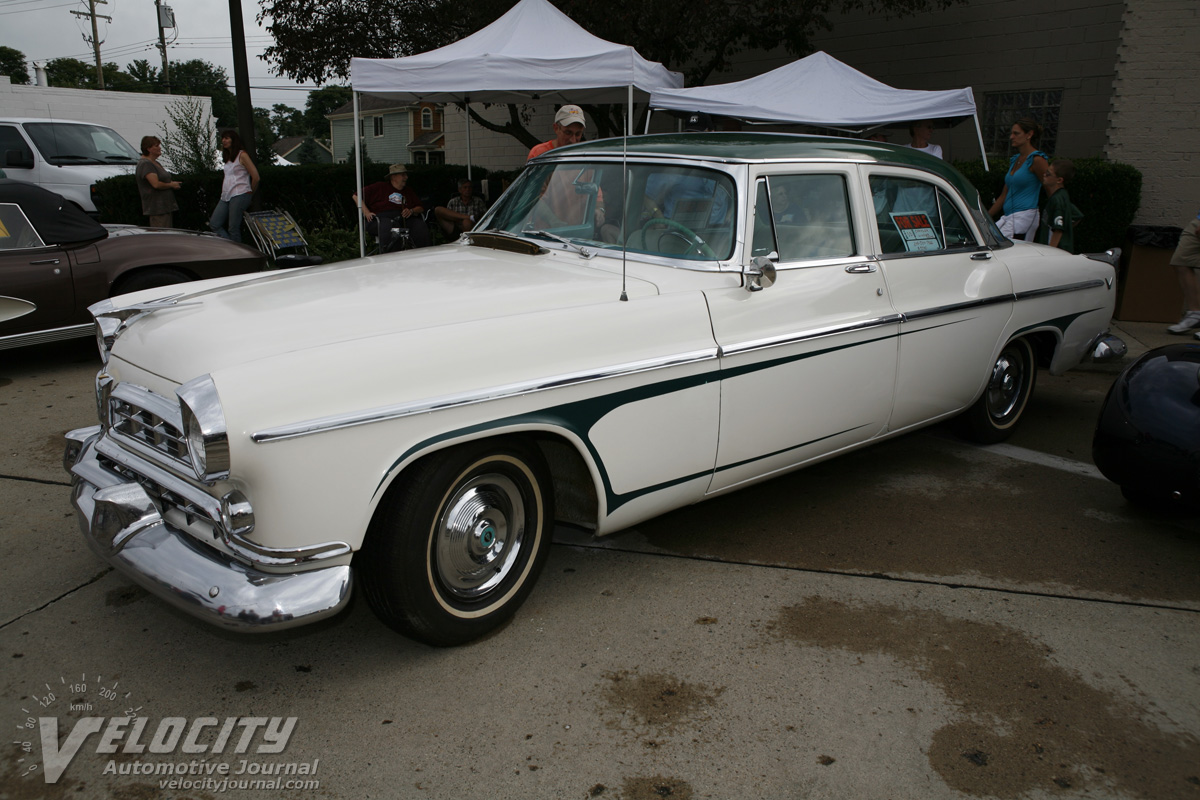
left=111, top=244, right=659, bottom=382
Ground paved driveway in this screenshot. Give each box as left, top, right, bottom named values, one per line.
left=1, top=336, right=1197, bottom=800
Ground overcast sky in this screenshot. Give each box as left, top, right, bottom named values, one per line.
left=1, top=0, right=320, bottom=109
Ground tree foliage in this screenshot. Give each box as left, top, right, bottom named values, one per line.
left=158, top=96, right=219, bottom=175
left=259, top=0, right=960, bottom=145
left=303, top=85, right=353, bottom=135
left=45, top=57, right=130, bottom=90
left=1, top=46, right=30, bottom=85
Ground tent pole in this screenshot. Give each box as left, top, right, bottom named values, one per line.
left=353, top=90, right=365, bottom=257
left=465, top=96, right=472, bottom=181
left=973, top=113, right=989, bottom=172
left=644, top=108, right=652, bottom=134
left=627, top=84, right=633, bottom=136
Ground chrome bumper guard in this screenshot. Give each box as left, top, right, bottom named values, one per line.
left=1089, top=332, right=1128, bottom=362
left=64, top=426, right=352, bottom=631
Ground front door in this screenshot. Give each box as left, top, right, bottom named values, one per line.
left=706, top=168, right=899, bottom=494
left=0, top=202, right=74, bottom=337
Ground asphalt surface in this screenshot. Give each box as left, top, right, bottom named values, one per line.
left=1, top=323, right=1197, bottom=800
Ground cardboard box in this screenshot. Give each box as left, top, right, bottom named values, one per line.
left=1115, top=243, right=1184, bottom=323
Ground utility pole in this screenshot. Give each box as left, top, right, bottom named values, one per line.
left=70, top=0, right=111, bottom=89
left=155, top=0, right=176, bottom=93
left=228, top=0, right=256, bottom=169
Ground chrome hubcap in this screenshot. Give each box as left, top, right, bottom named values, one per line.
left=436, top=473, right=525, bottom=599
left=986, top=352, right=1023, bottom=420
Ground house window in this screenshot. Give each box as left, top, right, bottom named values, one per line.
left=373, top=116, right=384, bottom=137
left=982, top=89, right=1063, bottom=156
left=427, top=151, right=444, bottom=165
left=413, top=151, right=427, bottom=165
left=421, top=107, right=433, bottom=130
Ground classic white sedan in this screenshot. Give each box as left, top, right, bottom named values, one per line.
left=64, top=134, right=1124, bottom=645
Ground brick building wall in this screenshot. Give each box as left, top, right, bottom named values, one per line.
left=1105, top=0, right=1200, bottom=224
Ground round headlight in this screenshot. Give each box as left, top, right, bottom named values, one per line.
left=177, top=375, right=230, bottom=482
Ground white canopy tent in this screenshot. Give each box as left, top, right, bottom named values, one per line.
left=348, top=0, right=683, bottom=254
left=648, top=51, right=987, bottom=166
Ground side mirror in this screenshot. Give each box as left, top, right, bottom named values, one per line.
left=5, top=149, right=35, bottom=169
left=746, top=253, right=777, bottom=293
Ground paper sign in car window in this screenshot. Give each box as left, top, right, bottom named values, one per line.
left=889, top=212, right=941, bottom=252
left=0, top=218, right=10, bottom=239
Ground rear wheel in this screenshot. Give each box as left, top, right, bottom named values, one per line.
left=359, top=439, right=555, bottom=646
left=953, top=338, right=1036, bottom=444
left=112, top=268, right=190, bottom=296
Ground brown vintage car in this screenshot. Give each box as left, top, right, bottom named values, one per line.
left=0, top=179, right=268, bottom=349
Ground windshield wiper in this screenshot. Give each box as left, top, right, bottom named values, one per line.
left=103, top=155, right=137, bottom=163
left=521, top=228, right=595, bottom=259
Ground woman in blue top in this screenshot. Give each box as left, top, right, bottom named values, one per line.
left=988, top=118, right=1048, bottom=241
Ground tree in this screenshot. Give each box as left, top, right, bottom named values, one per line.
left=293, top=138, right=325, bottom=164
left=168, top=60, right=239, bottom=128
left=0, top=46, right=30, bottom=85
left=303, top=85, right=353, bottom=136
left=125, top=59, right=163, bottom=91
left=45, top=57, right=129, bottom=90
left=158, top=96, right=218, bottom=175
left=270, top=104, right=307, bottom=139
left=259, top=0, right=961, bottom=144
left=252, top=107, right=277, bottom=165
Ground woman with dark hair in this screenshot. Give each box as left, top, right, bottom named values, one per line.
left=988, top=117, right=1048, bottom=241
left=135, top=135, right=181, bottom=227
left=209, top=129, right=259, bottom=243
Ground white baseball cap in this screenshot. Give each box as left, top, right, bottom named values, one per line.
left=555, top=105, right=586, bottom=127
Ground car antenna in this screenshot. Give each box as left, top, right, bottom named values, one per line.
left=619, top=91, right=630, bottom=302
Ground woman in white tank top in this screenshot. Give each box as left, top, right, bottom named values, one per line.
left=209, top=129, right=260, bottom=243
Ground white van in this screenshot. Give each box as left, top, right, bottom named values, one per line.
left=0, top=118, right=140, bottom=216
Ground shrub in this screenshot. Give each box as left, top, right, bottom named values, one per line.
left=953, top=156, right=1142, bottom=253
left=93, top=162, right=492, bottom=262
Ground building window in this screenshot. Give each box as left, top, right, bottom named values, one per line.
left=982, top=89, right=1063, bottom=156
left=428, top=151, right=444, bottom=165
left=413, top=151, right=427, bottom=165
left=373, top=116, right=384, bottom=137
left=421, top=107, right=433, bottom=130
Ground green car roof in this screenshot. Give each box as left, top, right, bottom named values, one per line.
left=548, top=132, right=982, bottom=206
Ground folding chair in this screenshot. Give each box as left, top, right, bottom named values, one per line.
left=244, top=208, right=325, bottom=267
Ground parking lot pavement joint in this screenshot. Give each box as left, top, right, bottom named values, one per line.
left=0, top=472, right=72, bottom=487
left=553, top=539, right=1200, bottom=615
left=0, top=566, right=112, bottom=631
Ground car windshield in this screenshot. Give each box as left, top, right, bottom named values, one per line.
left=480, top=161, right=737, bottom=262
left=24, top=122, right=139, bottom=165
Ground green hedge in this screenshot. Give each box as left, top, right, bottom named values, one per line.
left=954, top=156, right=1142, bottom=254
left=93, top=161, right=492, bottom=253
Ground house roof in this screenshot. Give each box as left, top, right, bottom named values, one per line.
left=408, top=131, right=445, bottom=149
left=327, top=95, right=418, bottom=118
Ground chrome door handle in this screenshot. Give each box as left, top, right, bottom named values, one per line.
left=970, top=252, right=993, bottom=261
left=31, top=258, right=61, bottom=265
left=845, top=263, right=876, bottom=273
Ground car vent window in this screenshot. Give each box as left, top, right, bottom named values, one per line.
left=764, top=174, right=856, bottom=262
left=751, top=179, right=776, bottom=258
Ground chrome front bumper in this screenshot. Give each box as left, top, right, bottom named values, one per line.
left=64, top=426, right=352, bottom=631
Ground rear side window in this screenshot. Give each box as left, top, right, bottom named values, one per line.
left=870, top=175, right=977, bottom=254
left=751, top=174, right=856, bottom=262
left=0, top=203, right=46, bottom=250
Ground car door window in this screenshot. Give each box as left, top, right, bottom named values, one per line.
left=0, top=203, right=46, bottom=250
left=870, top=175, right=976, bottom=254
left=752, top=174, right=856, bottom=262
left=0, top=126, right=33, bottom=168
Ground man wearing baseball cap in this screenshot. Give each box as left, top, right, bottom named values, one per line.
left=527, top=105, right=586, bottom=161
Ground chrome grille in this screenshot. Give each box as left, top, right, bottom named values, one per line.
left=99, top=454, right=218, bottom=538
left=106, top=383, right=191, bottom=470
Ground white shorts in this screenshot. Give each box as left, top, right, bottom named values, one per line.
left=997, top=209, right=1039, bottom=241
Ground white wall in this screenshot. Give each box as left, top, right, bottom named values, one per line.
left=0, top=76, right=214, bottom=168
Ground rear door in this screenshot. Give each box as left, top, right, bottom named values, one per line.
left=863, top=169, right=1013, bottom=432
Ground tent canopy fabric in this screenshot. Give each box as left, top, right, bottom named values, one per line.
left=648, top=51, right=975, bottom=130
left=350, top=0, right=683, bottom=105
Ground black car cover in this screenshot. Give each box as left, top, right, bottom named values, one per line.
left=0, top=179, right=108, bottom=245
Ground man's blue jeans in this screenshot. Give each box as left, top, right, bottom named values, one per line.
left=210, top=192, right=253, bottom=243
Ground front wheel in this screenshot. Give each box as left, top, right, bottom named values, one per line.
left=359, top=439, right=555, bottom=646
left=953, top=338, right=1037, bottom=444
